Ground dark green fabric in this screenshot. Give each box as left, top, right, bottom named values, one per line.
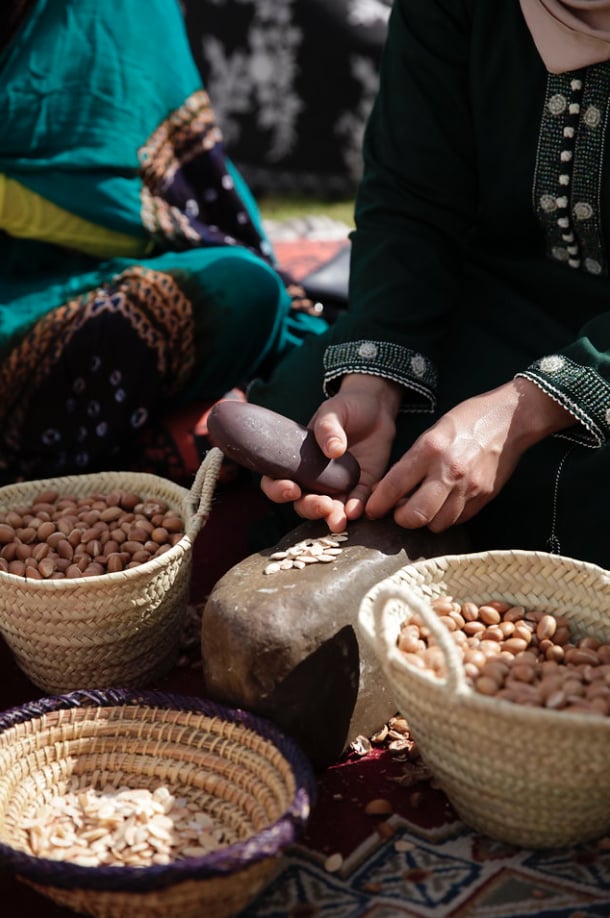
left=250, top=0, right=610, bottom=569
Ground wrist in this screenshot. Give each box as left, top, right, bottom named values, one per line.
left=510, top=377, right=575, bottom=445
left=338, top=373, right=403, bottom=414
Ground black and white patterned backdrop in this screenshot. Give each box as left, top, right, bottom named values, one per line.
left=183, top=0, right=391, bottom=197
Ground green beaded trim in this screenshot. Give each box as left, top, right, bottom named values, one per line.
left=517, top=355, right=610, bottom=447
left=571, top=66, right=610, bottom=276
left=323, top=340, right=437, bottom=412
left=533, top=65, right=610, bottom=276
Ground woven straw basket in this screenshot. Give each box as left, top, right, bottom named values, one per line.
left=0, top=448, right=224, bottom=693
left=0, top=689, right=315, bottom=918
left=359, top=549, right=610, bottom=848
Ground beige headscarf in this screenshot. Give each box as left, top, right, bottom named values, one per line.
left=519, top=0, right=610, bottom=72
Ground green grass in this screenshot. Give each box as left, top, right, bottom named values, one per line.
left=258, top=194, right=355, bottom=227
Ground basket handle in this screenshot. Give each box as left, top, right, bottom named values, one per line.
left=371, top=582, right=469, bottom=696
left=184, top=447, right=224, bottom=535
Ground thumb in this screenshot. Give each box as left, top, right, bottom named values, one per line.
left=312, top=408, right=349, bottom=459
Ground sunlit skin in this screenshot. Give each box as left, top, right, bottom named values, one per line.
left=260, top=373, right=575, bottom=533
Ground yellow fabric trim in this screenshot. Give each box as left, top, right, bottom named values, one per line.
left=0, top=174, right=149, bottom=258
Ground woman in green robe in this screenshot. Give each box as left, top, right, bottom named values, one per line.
left=251, top=0, right=610, bottom=570
left=0, top=0, right=326, bottom=483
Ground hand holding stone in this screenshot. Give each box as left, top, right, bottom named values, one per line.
left=207, top=401, right=360, bottom=496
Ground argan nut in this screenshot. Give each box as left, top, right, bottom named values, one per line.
left=0, top=524, right=15, bottom=544
left=364, top=798, right=393, bottom=816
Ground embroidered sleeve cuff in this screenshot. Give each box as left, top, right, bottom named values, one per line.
left=323, top=340, right=437, bottom=412
left=517, top=354, right=610, bottom=447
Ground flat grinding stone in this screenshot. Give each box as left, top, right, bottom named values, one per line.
left=200, top=518, right=470, bottom=769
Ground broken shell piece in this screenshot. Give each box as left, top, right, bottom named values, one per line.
left=370, top=724, right=389, bottom=744
left=324, top=852, right=344, bottom=872
left=350, top=735, right=372, bottom=756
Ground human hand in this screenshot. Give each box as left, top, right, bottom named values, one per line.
left=365, top=377, right=574, bottom=532
left=260, top=374, right=403, bottom=532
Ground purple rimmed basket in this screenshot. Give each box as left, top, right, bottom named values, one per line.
left=0, top=689, right=316, bottom=918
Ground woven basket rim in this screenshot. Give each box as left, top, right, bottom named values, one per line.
left=360, top=547, right=610, bottom=730
left=391, top=547, right=610, bottom=578
left=0, top=689, right=316, bottom=893
left=0, top=469, right=190, bottom=508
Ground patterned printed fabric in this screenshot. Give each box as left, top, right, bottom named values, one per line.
left=0, top=0, right=326, bottom=484
left=183, top=0, right=392, bottom=196
left=241, top=743, right=610, bottom=917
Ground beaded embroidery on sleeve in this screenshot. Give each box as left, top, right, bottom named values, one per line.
left=517, top=356, right=610, bottom=447
left=323, top=339, right=437, bottom=412
left=533, top=65, right=610, bottom=276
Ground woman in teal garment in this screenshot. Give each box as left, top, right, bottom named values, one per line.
left=250, top=0, right=610, bottom=570
left=0, top=0, right=326, bottom=483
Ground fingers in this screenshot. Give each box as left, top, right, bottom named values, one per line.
left=367, top=470, right=491, bottom=533
left=366, top=464, right=469, bottom=533
left=294, top=495, right=349, bottom=533
left=261, top=476, right=369, bottom=533
left=394, top=486, right=466, bottom=532
left=260, top=476, right=351, bottom=531
left=365, top=458, right=424, bottom=521
left=294, top=477, right=374, bottom=530
left=346, top=479, right=372, bottom=505
left=260, top=476, right=302, bottom=504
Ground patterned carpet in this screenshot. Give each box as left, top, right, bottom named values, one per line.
left=1, top=224, right=610, bottom=916
left=243, top=743, right=610, bottom=917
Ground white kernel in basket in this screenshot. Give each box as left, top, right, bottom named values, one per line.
left=24, top=786, right=225, bottom=867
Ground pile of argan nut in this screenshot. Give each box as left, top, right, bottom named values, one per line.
left=0, top=489, right=184, bottom=579
left=397, top=595, right=610, bottom=715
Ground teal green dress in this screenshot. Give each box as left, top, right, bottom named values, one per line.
left=250, top=0, right=610, bottom=569
left=0, top=0, right=325, bottom=482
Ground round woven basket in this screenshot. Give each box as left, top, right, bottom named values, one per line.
left=359, top=549, right=610, bottom=848
left=0, top=449, right=224, bottom=693
left=0, top=689, right=315, bottom=918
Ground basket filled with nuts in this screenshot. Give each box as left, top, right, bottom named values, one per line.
left=0, top=448, right=224, bottom=693
left=358, top=549, right=610, bottom=848
left=0, top=688, right=315, bottom=918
